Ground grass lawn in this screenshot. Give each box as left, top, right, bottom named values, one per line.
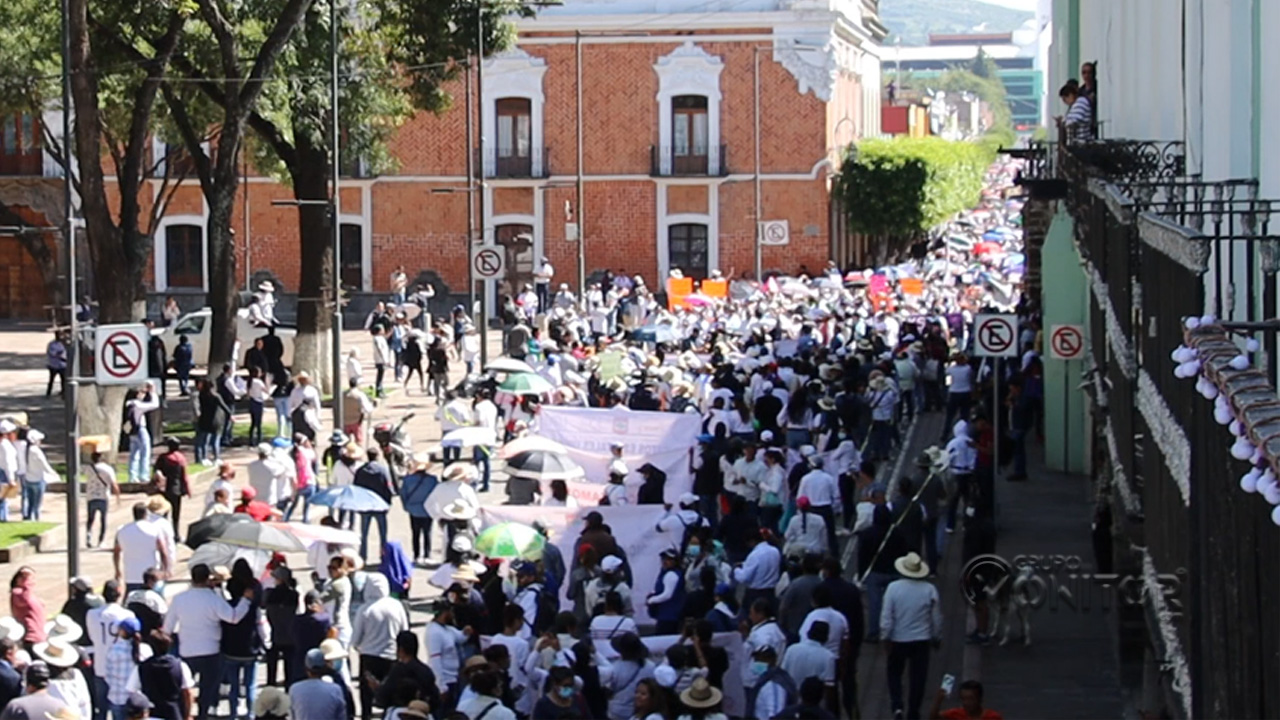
left=164, top=418, right=280, bottom=441
left=0, top=522, right=56, bottom=548
left=52, top=462, right=130, bottom=483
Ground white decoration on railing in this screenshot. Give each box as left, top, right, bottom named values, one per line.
left=1086, top=264, right=1136, bottom=378
left=1231, top=436, right=1255, bottom=460
left=1141, top=549, right=1193, bottom=718
left=1241, top=467, right=1262, bottom=493
left=1104, top=417, right=1142, bottom=516
left=1137, top=370, right=1192, bottom=506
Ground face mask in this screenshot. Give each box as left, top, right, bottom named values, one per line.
left=558, top=686, right=575, bottom=699
left=686, top=544, right=701, bottom=557
left=750, top=661, right=769, bottom=677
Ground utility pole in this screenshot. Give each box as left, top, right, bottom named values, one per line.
left=476, top=8, right=489, bottom=369
left=753, top=46, right=763, bottom=282
left=465, top=60, right=476, bottom=319
left=60, top=0, right=80, bottom=577
left=329, top=0, right=344, bottom=429
left=575, top=30, right=585, bottom=295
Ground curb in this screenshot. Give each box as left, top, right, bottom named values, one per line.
left=0, top=525, right=58, bottom=564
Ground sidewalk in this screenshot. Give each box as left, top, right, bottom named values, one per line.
left=853, top=415, right=1124, bottom=720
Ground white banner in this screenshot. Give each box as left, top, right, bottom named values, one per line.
left=479, top=505, right=671, bottom=626
left=536, top=406, right=702, bottom=504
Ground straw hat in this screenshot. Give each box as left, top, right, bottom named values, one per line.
left=443, top=464, right=477, bottom=483
left=451, top=564, right=481, bottom=584
left=146, top=495, right=171, bottom=515
left=441, top=499, right=478, bottom=521
left=868, top=376, right=892, bottom=392
left=679, top=678, right=723, bottom=709
left=253, top=686, right=291, bottom=718
left=319, top=638, right=347, bottom=661
left=399, top=701, right=431, bottom=720
left=817, top=397, right=836, bottom=411
left=894, top=552, right=930, bottom=579
left=32, top=639, right=78, bottom=668
left=0, top=617, right=23, bottom=643
left=44, top=615, right=83, bottom=643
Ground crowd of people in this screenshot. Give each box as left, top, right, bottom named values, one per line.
left=0, top=159, right=1035, bottom=720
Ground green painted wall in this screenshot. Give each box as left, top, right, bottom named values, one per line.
left=1041, top=208, right=1089, bottom=474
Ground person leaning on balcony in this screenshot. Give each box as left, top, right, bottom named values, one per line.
left=1056, top=81, right=1095, bottom=143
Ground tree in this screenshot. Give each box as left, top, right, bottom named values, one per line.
left=969, top=48, right=999, bottom=79
left=181, top=0, right=531, bottom=390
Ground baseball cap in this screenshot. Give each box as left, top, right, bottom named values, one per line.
left=679, top=492, right=699, bottom=507
left=304, top=648, right=327, bottom=670
left=240, top=486, right=257, bottom=500
left=660, top=548, right=680, bottom=559
left=515, top=561, right=537, bottom=577
left=26, top=661, right=50, bottom=684
left=124, top=692, right=153, bottom=717
left=796, top=496, right=811, bottom=510
left=117, top=617, right=142, bottom=637
left=601, top=556, right=623, bottom=573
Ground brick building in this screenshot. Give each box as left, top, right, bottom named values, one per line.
left=0, top=0, right=886, bottom=321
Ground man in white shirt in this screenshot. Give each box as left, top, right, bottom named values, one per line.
left=471, top=393, right=499, bottom=492
left=511, top=563, right=544, bottom=641
left=742, top=598, right=787, bottom=686
left=162, top=564, right=253, bottom=720
left=426, top=600, right=470, bottom=699
left=784, top=497, right=829, bottom=557
left=798, top=585, right=849, bottom=659
left=288, top=371, right=323, bottom=442
left=435, top=393, right=474, bottom=463
left=734, top=529, right=782, bottom=611
left=113, top=504, right=170, bottom=593
left=781, top=621, right=837, bottom=696
left=880, top=552, right=941, bottom=720
left=797, top=456, right=840, bottom=552
left=654, top=493, right=708, bottom=551
left=351, top=575, right=409, bottom=720
left=0, top=420, right=17, bottom=521
left=944, top=420, right=977, bottom=532
left=247, top=443, right=290, bottom=508
left=85, top=579, right=136, bottom=708
left=727, top=442, right=765, bottom=505
left=533, top=257, right=554, bottom=313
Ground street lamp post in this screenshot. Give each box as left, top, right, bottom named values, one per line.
left=329, top=0, right=343, bottom=429
left=753, top=46, right=763, bottom=283
left=59, top=0, right=80, bottom=577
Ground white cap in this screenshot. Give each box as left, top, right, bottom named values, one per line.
left=601, top=556, right=623, bottom=573
left=654, top=665, right=678, bottom=688
left=799, top=444, right=817, bottom=457
left=25, top=429, right=43, bottom=444
left=451, top=535, right=473, bottom=553
left=679, top=492, right=699, bottom=507
left=0, top=420, right=14, bottom=434
left=760, top=430, right=775, bottom=443
left=608, top=459, right=629, bottom=477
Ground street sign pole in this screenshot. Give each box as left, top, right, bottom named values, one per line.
left=472, top=246, right=507, bottom=365
left=1048, top=324, right=1084, bottom=474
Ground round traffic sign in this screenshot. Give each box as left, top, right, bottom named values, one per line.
left=472, top=248, right=504, bottom=279
left=100, top=330, right=143, bottom=378
left=766, top=223, right=786, bottom=242
left=976, top=316, right=1015, bottom=355
left=1051, top=325, right=1084, bottom=360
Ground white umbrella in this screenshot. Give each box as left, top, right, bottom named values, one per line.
left=485, top=358, right=536, bottom=374
left=441, top=426, right=498, bottom=448
left=499, top=434, right=569, bottom=459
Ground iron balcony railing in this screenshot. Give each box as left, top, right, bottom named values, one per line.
left=650, top=144, right=728, bottom=177
left=476, top=147, right=551, bottom=179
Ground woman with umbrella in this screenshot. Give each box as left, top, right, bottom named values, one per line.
left=424, top=464, right=481, bottom=557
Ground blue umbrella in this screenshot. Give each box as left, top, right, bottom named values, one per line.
left=309, top=485, right=390, bottom=512
left=634, top=324, right=679, bottom=344
left=982, top=231, right=1003, bottom=242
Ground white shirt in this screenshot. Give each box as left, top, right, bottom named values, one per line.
left=733, top=542, right=782, bottom=589
left=946, top=433, right=977, bottom=473
left=742, top=620, right=787, bottom=684
left=589, top=614, right=638, bottom=640
left=22, top=443, right=59, bottom=485
left=373, top=335, right=393, bottom=366
left=346, top=355, right=363, bottom=383
left=115, top=520, right=166, bottom=584
left=751, top=676, right=789, bottom=720
left=880, top=578, right=942, bottom=643
left=247, top=456, right=290, bottom=507
left=534, top=262, right=554, bottom=284
left=728, top=457, right=765, bottom=502
left=488, top=633, right=532, bottom=709
left=0, top=438, right=16, bottom=480
left=781, top=639, right=837, bottom=687
left=603, top=483, right=629, bottom=506
left=799, top=606, right=849, bottom=657
left=513, top=583, right=544, bottom=641
left=426, top=621, right=466, bottom=689
left=655, top=508, right=708, bottom=549
left=473, top=400, right=499, bottom=434
left=784, top=511, right=829, bottom=556
left=161, top=586, right=251, bottom=658
left=646, top=569, right=681, bottom=606
left=85, top=603, right=135, bottom=673
left=797, top=469, right=839, bottom=508
left=248, top=377, right=269, bottom=403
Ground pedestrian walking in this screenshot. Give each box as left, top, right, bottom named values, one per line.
left=881, top=552, right=941, bottom=720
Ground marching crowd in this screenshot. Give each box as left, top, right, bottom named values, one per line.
left=0, top=161, right=1033, bottom=720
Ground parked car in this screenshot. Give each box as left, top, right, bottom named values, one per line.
left=152, top=307, right=296, bottom=369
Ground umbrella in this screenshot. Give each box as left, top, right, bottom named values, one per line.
left=683, top=292, right=716, bottom=307
left=475, top=522, right=546, bottom=560
left=309, top=485, right=391, bottom=513
left=441, top=426, right=498, bottom=448
left=265, top=522, right=359, bottom=549
left=187, top=542, right=271, bottom=575
left=499, top=435, right=569, bottom=459
left=186, top=513, right=255, bottom=549
left=215, top=520, right=307, bottom=553
left=485, top=358, right=536, bottom=374
left=498, top=373, right=555, bottom=397
left=633, top=324, right=679, bottom=344
left=505, top=450, right=585, bottom=482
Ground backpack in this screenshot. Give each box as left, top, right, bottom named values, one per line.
left=521, top=584, right=557, bottom=635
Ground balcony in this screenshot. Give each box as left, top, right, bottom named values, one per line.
left=477, top=147, right=550, bottom=180
left=650, top=145, right=728, bottom=177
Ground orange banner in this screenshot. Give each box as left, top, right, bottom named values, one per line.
left=667, top=277, right=694, bottom=310
left=700, top=279, right=728, bottom=299
left=899, top=277, right=924, bottom=296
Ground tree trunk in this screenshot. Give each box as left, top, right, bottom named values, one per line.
left=291, top=136, right=335, bottom=393
left=206, top=180, right=240, bottom=369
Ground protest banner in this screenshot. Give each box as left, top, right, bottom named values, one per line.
left=480, top=505, right=671, bottom=626
left=537, top=406, right=700, bottom=504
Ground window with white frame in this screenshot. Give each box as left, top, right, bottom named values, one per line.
left=654, top=42, right=723, bottom=176
left=340, top=223, right=364, bottom=291
left=164, top=224, right=204, bottom=289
